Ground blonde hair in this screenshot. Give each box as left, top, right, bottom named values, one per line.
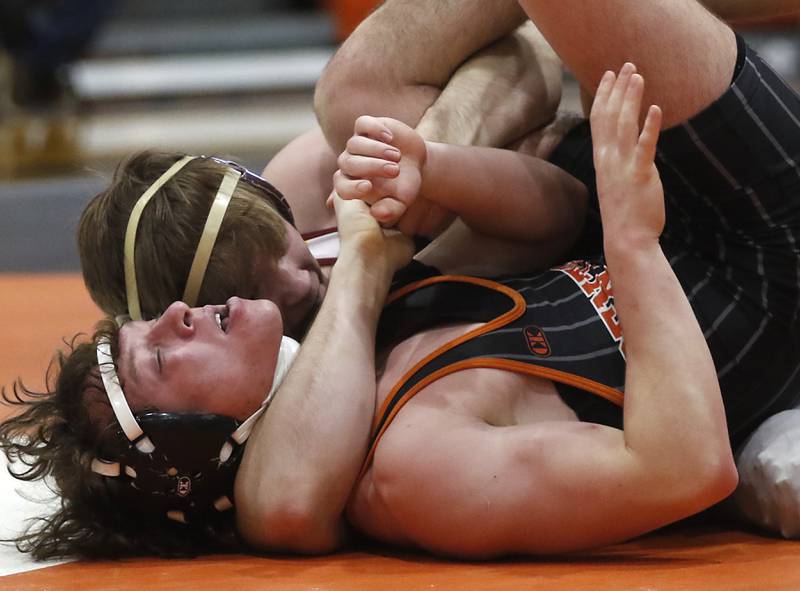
left=79, top=151, right=288, bottom=319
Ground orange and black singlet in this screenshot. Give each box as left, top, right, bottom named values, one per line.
left=365, top=261, right=627, bottom=471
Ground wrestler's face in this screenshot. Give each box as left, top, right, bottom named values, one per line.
left=116, top=298, right=282, bottom=421
left=256, top=220, right=328, bottom=339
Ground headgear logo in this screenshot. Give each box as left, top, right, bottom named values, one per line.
left=176, top=476, right=192, bottom=497
left=524, top=326, right=551, bottom=357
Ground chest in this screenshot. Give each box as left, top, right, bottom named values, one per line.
left=375, top=322, right=567, bottom=426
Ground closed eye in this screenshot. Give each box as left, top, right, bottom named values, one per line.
left=156, top=347, right=163, bottom=373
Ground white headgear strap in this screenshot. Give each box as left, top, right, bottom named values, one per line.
left=95, top=336, right=155, bottom=454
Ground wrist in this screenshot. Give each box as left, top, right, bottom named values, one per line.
left=333, top=239, right=395, bottom=294
left=603, top=233, right=663, bottom=269
left=420, top=141, right=442, bottom=205
left=326, top=265, right=389, bottom=325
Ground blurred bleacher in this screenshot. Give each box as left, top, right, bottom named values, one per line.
left=0, top=0, right=336, bottom=272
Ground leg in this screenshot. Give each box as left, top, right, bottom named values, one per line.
left=517, top=0, right=737, bottom=127
left=271, top=20, right=563, bottom=240
left=315, top=0, right=530, bottom=150
left=288, top=1, right=562, bottom=235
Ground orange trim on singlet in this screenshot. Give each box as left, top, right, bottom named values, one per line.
left=357, top=274, right=627, bottom=482
left=369, top=275, right=528, bottom=437
left=358, top=356, right=625, bottom=480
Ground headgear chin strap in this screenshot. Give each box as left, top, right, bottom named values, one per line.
left=92, top=334, right=300, bottom=524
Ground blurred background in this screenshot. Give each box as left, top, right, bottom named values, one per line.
left=0, top=0, right=378, bottom=274
left=0, top=1, right=799, bottom=275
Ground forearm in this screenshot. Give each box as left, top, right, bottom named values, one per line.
left=420, top=141, right=587, bottom=249
left=415, top=21, right=562, bottom=148
left=315, top=0, right=526, bottom=151
left=415, top=219, right=560, bottom=277
left=606, top=239, right=734, bottom=493
left=235, top=244, right=390, bottom=552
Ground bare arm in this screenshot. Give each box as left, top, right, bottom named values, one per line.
left=334, top=116, right=588, bottom=266
left=590, top=66, right=734, bottom=488
left=362, top=67, right=737, bottom=558
left=235, top=197, right=413, bottom=553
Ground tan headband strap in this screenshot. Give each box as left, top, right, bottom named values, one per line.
left=124, top=155, right=196, bottom=321
left=181, top=168, right=241, bottom=307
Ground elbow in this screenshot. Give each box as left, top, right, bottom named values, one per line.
left=685, top=449, right=739, bottom=513
left=710, top=453, right=740, bottom=503
left=238, top=499, right=344, bottom=555
left=266, top=502, right=344, bottom=555
left=648, top=439, right=738, bottom=519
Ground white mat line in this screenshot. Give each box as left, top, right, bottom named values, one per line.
left=0, top=457, right=73, bottom=577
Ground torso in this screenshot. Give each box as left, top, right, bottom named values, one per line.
left=347, top=271, right=626, bottom=545
left=351, top=320, right=576, bottom=547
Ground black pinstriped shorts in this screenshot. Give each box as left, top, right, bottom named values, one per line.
left=549, top=38, right=800, bottom=445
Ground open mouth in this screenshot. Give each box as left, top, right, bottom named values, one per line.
left=213, top=305, right=230, bottom=333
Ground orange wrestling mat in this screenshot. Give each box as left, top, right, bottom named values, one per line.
left=1, top=273, right=799, bottom=591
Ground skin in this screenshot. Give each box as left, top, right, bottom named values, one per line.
left=116, top=298, right=282, bottom=421
left=235, top=195, right=415, bottom=553
left=334, top=114, right=587, bottom=262
left=342, top=66, right=735, bottom=557
left=230, top=0, right=772, bottom=555
left=254, top=1, right=567, bottom=323
left=105, top=0, right=796, bottom=555
left=125, top=66, right=736, bottom=556
left=257, top=25, right=562, bottom=334
left=256, top=221, right=328, bottom=340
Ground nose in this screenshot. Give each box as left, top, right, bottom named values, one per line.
left=152, top=301, right=194, bottom=338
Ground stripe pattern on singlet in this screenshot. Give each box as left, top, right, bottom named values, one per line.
left=546, top=40, right=800, bottom=446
